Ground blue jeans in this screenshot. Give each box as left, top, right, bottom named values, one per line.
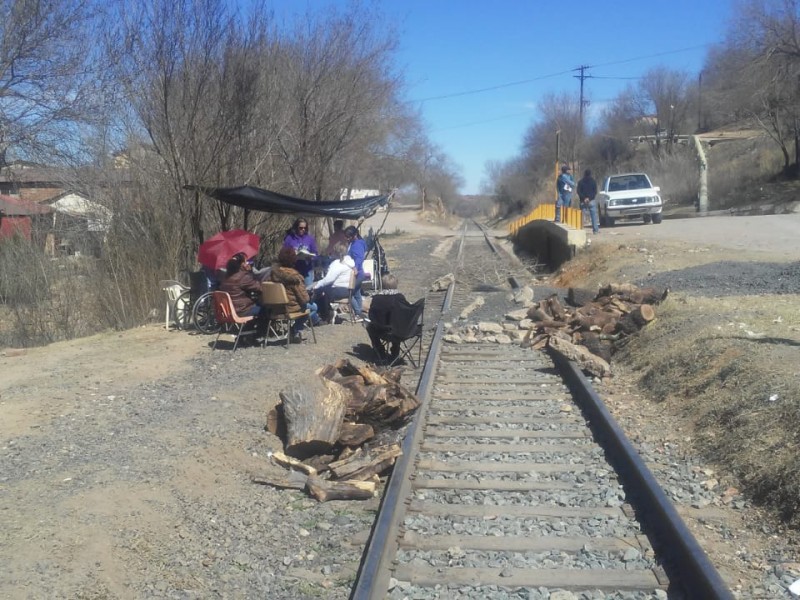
left=293, top=302, right=318, bottom=333
left=555, top=193, right=572, bottom=222
left=582, top=200, right=599, bottom=233
left=350, top=272, right=368, bottom=316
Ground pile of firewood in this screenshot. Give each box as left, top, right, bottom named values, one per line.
left=524, top=282, right=669, bottom=379
left=253, top=360, right=419, bottom=501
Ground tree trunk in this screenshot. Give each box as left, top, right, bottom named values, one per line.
left=306, top=476, right=375, bottom=502
left=616, top=304, right=656, bottom=335
left=328, top=444, right=402, bottom=481
left=548, top=335, right=612, bottom=379
left=279, top=377, right=348, bottom=459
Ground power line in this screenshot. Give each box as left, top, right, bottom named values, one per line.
left=410, top=43, right=711, bottom=104
left=412, top=68, right=574, bottom=103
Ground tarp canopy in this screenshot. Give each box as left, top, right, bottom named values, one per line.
left=186, top=185, right=391, bottom=220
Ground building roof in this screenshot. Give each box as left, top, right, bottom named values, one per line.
left=0, top=194, right=53, bottom=216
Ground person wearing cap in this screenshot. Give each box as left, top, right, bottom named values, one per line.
left=556, top=164, right=575, bottom=223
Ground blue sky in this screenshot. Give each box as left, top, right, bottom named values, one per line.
left=267, top=0, right=734, bottom=194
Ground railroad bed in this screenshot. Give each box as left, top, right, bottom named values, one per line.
left=352, top=221, right=732, bottom=600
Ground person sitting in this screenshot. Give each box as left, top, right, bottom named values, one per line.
left=269, top=246, right=319, bottom=341
left=282, top=217, right=318, bottom=288
left=219, top=252, right=266, bottom=341
left=325, top=219, right=348, bottom=257
left=366, top=274, right=406, bottom=363
left=309, top=242, right=355, bottom=323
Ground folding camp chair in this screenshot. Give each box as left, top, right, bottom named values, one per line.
left=211, top=291, right=257, bottom=352
left=261, top=282, right=317, bottom=348
left=380, top=297, right=425, bottom=368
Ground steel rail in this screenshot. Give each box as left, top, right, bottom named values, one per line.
left=349, top=282, right=452, bottom=600
left=552, top=352, right=735, bottom=600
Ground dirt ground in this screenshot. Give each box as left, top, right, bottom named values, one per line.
left=2, top=208, right=799, bottom=598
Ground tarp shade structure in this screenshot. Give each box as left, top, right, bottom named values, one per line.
left=186, top=185, right=391, bottom=220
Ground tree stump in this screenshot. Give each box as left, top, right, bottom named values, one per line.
left=279, top=377, right=348, bottom=459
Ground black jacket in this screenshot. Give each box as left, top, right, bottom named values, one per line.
left=577, top=176, right=597, bottom=201
left=368, top=291, right=407, bottom=333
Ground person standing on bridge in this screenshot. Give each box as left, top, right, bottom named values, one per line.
left=577, top=168, right=599, bottom=234
left=555, top=164, right=575, bottom=223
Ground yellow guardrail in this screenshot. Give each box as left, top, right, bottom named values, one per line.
left=508, top=203, right=582, bottom=236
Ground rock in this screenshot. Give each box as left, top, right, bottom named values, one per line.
left=518, top=318, right=535, bottom=329
left=512, top=286, right=534, bottom=304
left=443, top=334, right=463, bottom=344
left=505, top=308, right=530, bottom=321
left=477, top=322, right=503, bottom=334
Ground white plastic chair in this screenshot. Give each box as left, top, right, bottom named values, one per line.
left=159, top=280, right=188, bottom=330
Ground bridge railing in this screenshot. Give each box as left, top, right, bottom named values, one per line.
left=508, top=203, right=582, bottom=236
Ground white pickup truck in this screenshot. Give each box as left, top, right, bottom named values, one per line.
left=598, top=172, right=663, bottom=226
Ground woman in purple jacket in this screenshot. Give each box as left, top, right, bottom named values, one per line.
left=282, top=218, right=318, bottom=287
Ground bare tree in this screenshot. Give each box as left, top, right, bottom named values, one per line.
left=636, top=67, right=692, bottom=155
left=270, top=5, right=403, bottom=201
left=724, top=0, right=800, bottom=171
left=0, top=0, right=104, bottom=164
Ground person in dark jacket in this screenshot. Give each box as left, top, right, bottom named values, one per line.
left=219, top=253, right=262, bottom=317
left=555, top=164, right=575, bottom=223
left=366, top=274, right=405, bottom=363
left=269, top=246, right=319, bottom=341
left=344, top=225, right=368, bottom=319
left=577, top=168, right=599, bottom=234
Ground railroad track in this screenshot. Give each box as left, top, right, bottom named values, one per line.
left=352, top=221, right=732, bottom=599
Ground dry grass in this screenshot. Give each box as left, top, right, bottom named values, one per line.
left=553, top=240, right=800, bottom=527
left=611, top=293, right=800, bottom=527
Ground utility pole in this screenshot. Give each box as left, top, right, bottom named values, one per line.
left=574, top=65, right=592, bottom=132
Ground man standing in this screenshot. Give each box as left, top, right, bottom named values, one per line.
left=577, top=168, right=599, bottom=234
left=556, top=164, right=575, bottom=223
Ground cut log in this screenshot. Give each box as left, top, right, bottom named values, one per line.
left=352, top=381, right=419, bottom=429
left=279, top=377, right=348, bottom=459
left=266, top=403, right=286, bottom=439
left=334, top=359, right=388, bottom=386
left=328, top=444, right=402, bottom=481
left=306, top=476, right=375, bottom=502
left=302, top=454, right=337, bottom=474
left=526, top=307, right=551, bottom=322
left=545, top=294, right=567, bottom=321
left=251, top=469, right=308, bottom=490
left=337, top=422, right=375, bottom=447
left=548, top=335, right=612, bottom=379
left=567, top=287, right=598, bottom=307
left=271, top=451, right=318, bottom=477
left=570, top=308, right=618, bottom=330
left=597, top=283, right=668, bottom=305
left=577, top=331, right=614, bottom=363
left=616, top=304, right=656, bottom=335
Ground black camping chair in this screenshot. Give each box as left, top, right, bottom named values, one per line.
left=382, top=297, right=425, bottom=368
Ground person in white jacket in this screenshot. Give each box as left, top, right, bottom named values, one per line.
left=309, top=242, right=355, bottom=323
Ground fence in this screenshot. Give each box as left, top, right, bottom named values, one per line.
left=508, top=203, right=582, bottom=236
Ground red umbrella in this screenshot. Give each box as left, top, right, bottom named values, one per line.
left=197, top=229, right=260, bottom=271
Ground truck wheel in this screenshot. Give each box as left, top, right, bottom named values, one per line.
left=643, top=214, right=652, bottom=224
left=652, top=213, right=663, bottom=224
left=605, top=213, right=616, bottom=227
